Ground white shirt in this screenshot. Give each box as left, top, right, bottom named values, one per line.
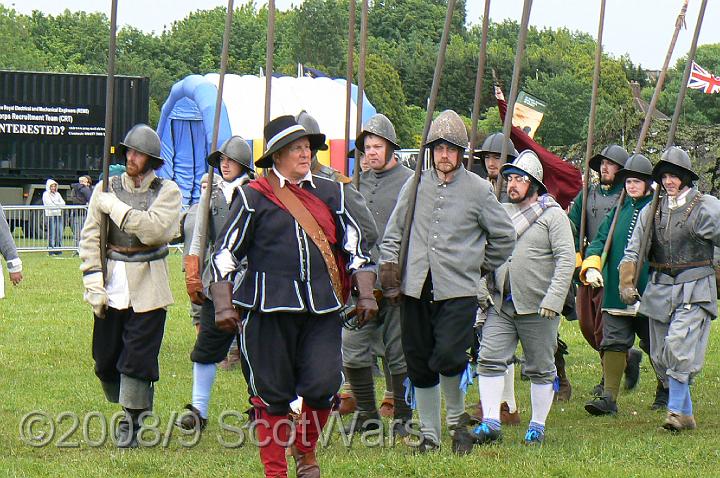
left=668, top=187, right=691, bottom=210
left=272, top=166, right=316, bottom=188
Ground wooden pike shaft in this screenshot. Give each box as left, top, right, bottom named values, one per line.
left=634, top=0, right=706, bottom=287
left=99, top=0, right=119, bottom=276
left=352, top=0, right=369, bottom=188
left=344, top=0, right=356, bottom=178
left=467, top=0, right=491, bottom=172
left=397, top=0, right=457, bottom=271
left=578, top=0, right=606, bottom=257
left=197, top=0, right=235, bottom=265
left=263, top=0, right=276, bottom=129
left=495, top=0, right=532, bottom=200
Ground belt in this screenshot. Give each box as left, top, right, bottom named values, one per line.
left=107, top=245, right=169, bottom=263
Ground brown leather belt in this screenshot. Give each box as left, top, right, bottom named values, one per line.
left=108, top=244, right=160, bottom=254
left=650, top=260, right=712, bottom=272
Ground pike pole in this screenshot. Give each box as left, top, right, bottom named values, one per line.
left=495, top=0, right=532, bottom=200
left=397, top=0, right=457, bottom=271
left=466, top=0, right=491, bottom=173
left=263, top=0, right=276, bottom=131
left=352, top=0, right=369, bottom=188
left=99, top=0, right=119, bottom=277
left=343, top=0, right=356, bottom=182
left=634, top=0, right=706, bottom=286
left=578, top=0, right=606, bottom=258
left=600, top=0, right=689, bottom=269
left=196, top=0, right=235, bottom=265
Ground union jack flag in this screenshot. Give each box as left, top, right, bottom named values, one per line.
left=687, top=61, right=720, bottom=94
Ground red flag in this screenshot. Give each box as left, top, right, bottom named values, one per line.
left=496, top=93, right=582, bottom=209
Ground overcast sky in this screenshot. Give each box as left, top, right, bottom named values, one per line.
left=4, top=0, right=719, bottom=69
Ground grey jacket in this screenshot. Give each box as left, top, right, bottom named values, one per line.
left=380, top=166, right=516, bottom=301
left=0, top=206, right=21, bottom=272
left=359, top=163, right=413, bottom=262
left=622, top=189, right=720, bottom=321
left=491, top=203, right=575, bottom=315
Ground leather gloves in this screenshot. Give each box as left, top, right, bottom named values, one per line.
left=379, top=262, right=402, bottom=305
left=619, top=261, right=640, bottom=305
left=83, top=272, right=108, bottom=318
left=184, top=255, right=206, bottom=305
left=210, top=281, right=241, bottom=334
left=584, top=268, right=604, bottom=288
left=353, top=270, right=379, bottom=327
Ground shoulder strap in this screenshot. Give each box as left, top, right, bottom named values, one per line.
left=267, top=171, right=344, bottom=301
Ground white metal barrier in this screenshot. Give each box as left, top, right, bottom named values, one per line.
left=4, top=205, right=88, bottom=253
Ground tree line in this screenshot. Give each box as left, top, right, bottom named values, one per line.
left=1, top=1, right=718, bottom=155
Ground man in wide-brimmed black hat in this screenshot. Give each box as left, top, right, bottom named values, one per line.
left=209, top=115, right=378, bottom=478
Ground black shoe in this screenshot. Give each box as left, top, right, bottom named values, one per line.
left=591, top=377, right=604, bottom=396
left=471, top=422, right=502, bottom=445
left=391, top=415, right=412, bottom=438
left=343, top=410, right=381, bottom=434
left=450, top=425, right=475, bottom=455
left=176, top=404, right=208, bottom=431
left=624, top=349, right=642, bottom=390
left=116, top=408, right=144, bottom=448
left=651, top=382, right=669, bottom=410
left=584, top=392, right=618, bottom=416
left=411, top=437, right=440, bottom=454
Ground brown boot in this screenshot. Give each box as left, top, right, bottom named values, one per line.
left=500, top=402, right=521, bottom=425
left=219, top=348, right=241, bottom=371
left=663, top=411, right=697, bottom=432
left=289, top=445, right=320, bottom=478
left=379, top=396, right=394, bottom=418
left=337, top=391, right=356, bottom=416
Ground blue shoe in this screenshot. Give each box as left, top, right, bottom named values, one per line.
left=471, top=422, right=502, bottom=444
left=524, top=427, right=545, bottom=446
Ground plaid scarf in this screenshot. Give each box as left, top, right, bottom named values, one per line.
left=511, top=194, right=561, bottom=238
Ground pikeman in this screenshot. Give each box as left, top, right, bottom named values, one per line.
left=472, top=132, right=517, bottom=201
left=80, top=124, right=182, bottom=448
left=379, top=110, right=515, bottom=454
left=210, top=115, right=377, bottom=477
left=579, top=154, right=663, bottom=415
left=570, top=144, right=642, bottom=394
left=620, top=146, right=720, bottom=432
left=178, top=136, right=254, bottom=431
left=474, top=151, right=574, bottom=446
left=343, top=113, right=413, bottom=435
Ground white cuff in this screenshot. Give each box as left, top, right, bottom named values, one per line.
left=6, top=258, right=22, bottom=273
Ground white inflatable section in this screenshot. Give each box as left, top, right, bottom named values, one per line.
left=204, top=73, right=359, bottom=140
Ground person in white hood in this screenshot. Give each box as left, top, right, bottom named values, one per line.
left=42, top=179, right=65, bottom=256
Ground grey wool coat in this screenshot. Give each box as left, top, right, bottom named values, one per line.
left=490, top=202, right=576, bottom=315
left=380, top=165, right=516, bottom=301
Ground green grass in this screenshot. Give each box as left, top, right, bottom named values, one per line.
left=2, top=253, right=720, bottom=477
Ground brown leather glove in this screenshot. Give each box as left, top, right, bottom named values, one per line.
left=379, top=262, right=402, bottom=305
left=210, top=281, right=241, bottom=334
left=184, top=255, right=206, bottom=305
left=618, top=261, right=640, bottom=305
left=353, top=270, right=379, bottom=327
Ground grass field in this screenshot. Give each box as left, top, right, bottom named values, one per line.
left=3, top=252, right=720, bottom=477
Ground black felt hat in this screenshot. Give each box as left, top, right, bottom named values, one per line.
left=255, top=115, right=326, bottom=168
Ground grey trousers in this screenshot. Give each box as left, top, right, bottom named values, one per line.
left=478, top=304, right=559, bottom=384
left=649, top=304, right=712, bottom=384
left=342, top=299, right=406, bottom=374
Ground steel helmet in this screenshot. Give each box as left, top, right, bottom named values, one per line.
left=589, top=144, right=629, bottom=173
left=474, top=132, right=518, bottom=161
left=616, top=153, right=653, bottom=182
left=296, top=110, right=328, bottom=151
left=500, top=149, right=547, bottom=194
left=207, top=136, right=254, bottom=172
left=356, top=113, right=400, bottom=152
left=425, top=110, right=468, bottom=151
left=652, top=146, right=698, bottom=182
left=117, top=124, right=162, bottom=162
